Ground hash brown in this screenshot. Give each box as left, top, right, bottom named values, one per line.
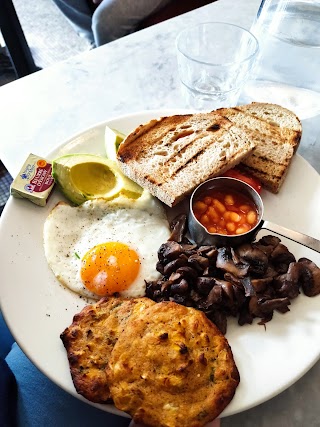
left=60, top=296, right=155, bottom=403
left=107, top=301, right=240, bottom=427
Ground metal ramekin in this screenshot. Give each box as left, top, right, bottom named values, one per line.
left=188, top=177, right=264, bottom=247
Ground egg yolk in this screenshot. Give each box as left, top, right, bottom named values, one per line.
left=80, top=242, right=140, bottom=296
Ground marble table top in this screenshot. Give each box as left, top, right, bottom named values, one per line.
left=0, top=0, right=262, bottom=178
left=0, top=0, right=319, bottom=426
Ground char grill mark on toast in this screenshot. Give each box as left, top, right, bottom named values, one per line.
left=118, top=133, right=166, bottom=162
left=117, top=112, right=256, bottom=206
left=141, top=135, right=207, bottom=184
left=135, top=121, right=231, bottom=185
left=220, top=107, right=283, bottom=139
left=119, top=131, right=199, bottom=171
left=171, top=129, right=195, bottom=141
left=207, top=123, right=221, bottom=131
left=166, top=146, right=209, bottom=177
left=142, top=124, right=229, bottom=183
left=234, top=105, right=301, bottom=151
left=153, top=130, right=197, bottom=156
left=119, top=116, right=197, bottom=163
left=155, top=133, right=208, bottom=173
left=169, top=150, right=249, bottom=187
left=146, top=145, right=209, bottom=184
left=148, top=147, right=251, bottom=193
left=215, top=103, right=302, bottom=193
left=242, top=165, right=280, bottom=179
left=249, top=153, right=289, bottom=167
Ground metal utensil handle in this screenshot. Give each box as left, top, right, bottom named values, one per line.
left=261, top=220, right=320, bottom=254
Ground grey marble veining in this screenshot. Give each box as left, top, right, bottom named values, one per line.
left=0, top=1, right=319, bottom=426
left=0, top=0, right=260, bottom=178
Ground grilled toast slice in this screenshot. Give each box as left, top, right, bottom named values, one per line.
left=238, top=102, right=302, bottom=147
left=216, top=103, right=302, bottom=193
left=117, top=112, right=255, bottom=207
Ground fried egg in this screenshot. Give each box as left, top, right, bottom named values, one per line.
left=43, top=194, right=170, bottom=299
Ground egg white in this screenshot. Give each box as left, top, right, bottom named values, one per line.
left=43, top=196, right=170, bottom=299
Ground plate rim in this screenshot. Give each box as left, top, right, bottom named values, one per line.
left=1, top=109, right=320, bottom=419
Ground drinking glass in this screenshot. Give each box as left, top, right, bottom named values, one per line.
left=240, top=0, right=320, bottom=121
left=176, top=22, right=259, bottom=111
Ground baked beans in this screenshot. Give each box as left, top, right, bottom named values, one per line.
left=193, top=189, right=259, bottom=235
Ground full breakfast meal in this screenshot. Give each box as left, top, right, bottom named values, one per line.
left=10, top=102, right=320, bottom=426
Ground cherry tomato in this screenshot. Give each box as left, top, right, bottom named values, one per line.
left=222, top=168, right=262, bottom=194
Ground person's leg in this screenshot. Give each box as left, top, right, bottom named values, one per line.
left=52, top=0, right=95, bottom=44
left=6, top=344, right=130, bottom=427
left=92, top=0, right=172, bottom=46
left=0, top=312, right=15, bottom=359
left=0, top=358, right=17, bottom=426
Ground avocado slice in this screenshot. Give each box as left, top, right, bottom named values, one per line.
left=105, top=126, right=126, bottom=160
left=52, top=154, right=143, bottom=205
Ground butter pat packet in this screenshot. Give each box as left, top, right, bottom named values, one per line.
left=10, top=154, right=55, bottom=206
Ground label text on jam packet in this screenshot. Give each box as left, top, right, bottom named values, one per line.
left=11, top=154, right=55, bottom=206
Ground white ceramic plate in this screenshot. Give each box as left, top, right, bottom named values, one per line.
left=1, top=110, right=320, bottom=418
